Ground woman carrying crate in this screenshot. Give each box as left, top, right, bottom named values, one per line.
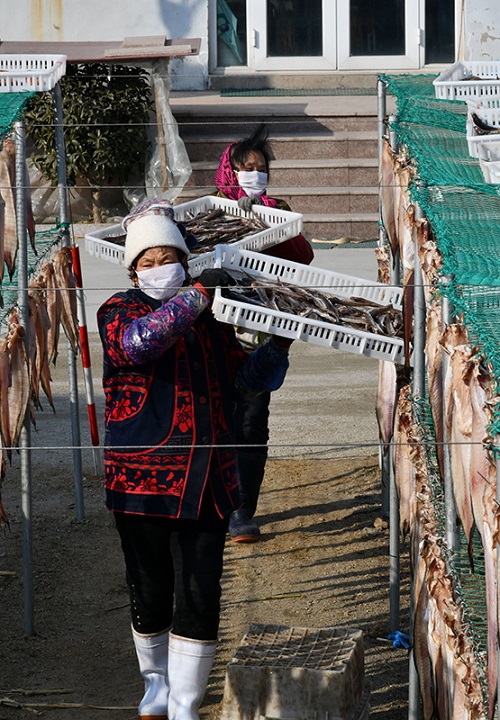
left=214, top=124, right=314, bottom=543
left=97, top=197, right=292, bottom=720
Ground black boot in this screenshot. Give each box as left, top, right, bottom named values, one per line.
left=229, top=450, right=267, bottom=543
left=229, top=508, right=261, bottom=543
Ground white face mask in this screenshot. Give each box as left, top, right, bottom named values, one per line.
left=237, top=170, right=268, bottom=197
left=136, top=262, right=186, bottom=301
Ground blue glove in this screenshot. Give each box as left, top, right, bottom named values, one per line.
left=388, top=631, right=410, bottom=649
left=237, top=196, right=263, bottom=212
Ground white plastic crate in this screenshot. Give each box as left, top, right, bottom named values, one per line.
left=434, top=61, right=500, bottom=100
left=84, top=196, right=303, bottom=269
left=211, top=246, right=406, bottom=363
left=0, top=54, right=66, bottom=93
left=220, top=624, right=369, bottom=720
left=476, top=139, right=500, bottom=183
left=466, top=105, right=500, bottom=158
left=479, top=158, right=500, bottom=184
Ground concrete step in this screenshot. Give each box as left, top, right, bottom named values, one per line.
left=173, top=190, right=378, bottom=240
left=171, top=92, right=384, bottom=135
left=208, top=72, right=380, bottom=92
left=303, top=213, right=379, bottom=241
left=176, top=113, right=377, bottom=137
left=185, top=158, right=379, bottom=189
left=170, top=92, right=385, bottom=242
left=177, top=185, right=378, bottom=215
left=183, top=131, right=378, bottom=162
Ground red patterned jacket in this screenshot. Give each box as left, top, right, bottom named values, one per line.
left=97, top=284, right=289, bottom=520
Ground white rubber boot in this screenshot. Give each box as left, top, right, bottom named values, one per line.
left=132, top=627, right=169, bottom=720
left=167, top=633, right=216, bottom=720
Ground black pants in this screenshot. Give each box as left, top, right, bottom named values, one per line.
left=114, top=498, right=228, bottom=641
left=233, top=391, right=270, bottom=515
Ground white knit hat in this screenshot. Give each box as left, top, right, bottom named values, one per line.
left=124, top=213, right=190, bottom=269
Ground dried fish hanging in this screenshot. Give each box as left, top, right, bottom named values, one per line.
left=0, top=66, right=86, bottom=637
left=378, top=74, right=500, bottom=719
left=411, top=399, right=489, bottom=719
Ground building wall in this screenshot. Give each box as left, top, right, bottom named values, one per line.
left=1, top=0, right=500, bottom=88
left=464, top=0, right=500, bottom=60
left=0, top=0, right=209, bottom=90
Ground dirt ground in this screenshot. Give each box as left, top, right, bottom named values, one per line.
left=0, top=340, right=411, bottom=720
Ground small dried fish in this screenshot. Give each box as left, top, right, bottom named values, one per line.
left=0, top=149, right=17, bottom=281
left=471, top=111, right=500, bottom=136
left=0, top=336, right=11, bottom=452
left=0, top=441, right=7, bottom=529
left=39, top=260, right=62, bottom=365
left=52, top=248, right=79, bottom=353
left=28, top=280, right=54, bottom=412
left=222, top=273, right=403, bottom=339
left=6, top=313, right=30, bottom=451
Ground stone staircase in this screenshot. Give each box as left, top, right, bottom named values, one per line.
left=170, top=91, right=381, bottom=242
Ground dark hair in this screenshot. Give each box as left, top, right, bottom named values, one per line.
left=230, top=124, right=272, bottom=174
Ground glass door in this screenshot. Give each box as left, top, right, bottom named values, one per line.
left=337, top=0, right=419, bottom=69
left=214, top=0, right=456, bottom=71
left=250, top=0, right=337, bottom=71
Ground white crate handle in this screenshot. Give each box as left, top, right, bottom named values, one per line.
left=214, top=243, right=223, bottom=269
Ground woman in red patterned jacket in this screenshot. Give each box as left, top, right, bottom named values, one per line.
left=97, top=198, right=291, bottom=720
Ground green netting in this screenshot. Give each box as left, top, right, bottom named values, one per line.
left=382, top=73, right=500, bottom=434
left=0, top=92, right=35, bottom=137
left=0, top=227, right=61, bottom=328
left=382, top=74, right=467, bottom=131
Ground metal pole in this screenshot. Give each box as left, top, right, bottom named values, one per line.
left=52, top=82, right=84, bottom=521
left=408, top=649, right=421, bottom=720
left=389, top=439, right=400, bottom=632
left=377, top=78, right=387, bottom=177
left=388, top=114, right=399, bottom=155
left=70, top=245, right=103, bottom=476
left=14, top=121, right=34, bottom=635
left=496, top=435, right=500, bottom=719
left=377, top=80, right=391, bottom=521
left=380, top=98, right=402, bottom=640
left=407, top=201, right=426, bottom=720
left=381, top=445, right=390, bottom=519
left=412, top=202, right=426, bottom=400
left=440, top=275, right=459, bottom=557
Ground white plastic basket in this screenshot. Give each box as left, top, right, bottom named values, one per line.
left=211, top=246, right=406, bottom=363
left=0, top=54, right=67, bottom=93
left=466, top=105, right=500, bottom=158
left=434, top=61, right=500, bottom=100
left=84, top=196, right=303, bottom=269
left=475, top=139, right=500, bottom=183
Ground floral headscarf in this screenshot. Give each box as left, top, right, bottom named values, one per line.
left=214, top=144, right=277, bottom=208
left=123, top=197, right=198, bottom=251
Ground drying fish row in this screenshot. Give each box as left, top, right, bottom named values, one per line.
left=379, top=137, right=498, bottom=719
left=0, top=247, right=79, bottom=528
left=395, top=385, right=488, bottom=718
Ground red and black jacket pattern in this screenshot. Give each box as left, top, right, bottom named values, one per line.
left=97, top=287, right=249, bottom=520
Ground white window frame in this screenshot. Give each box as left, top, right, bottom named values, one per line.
left=337, top=0, right=420, bottom=69
left=249, top=0, right=337, bottom=71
